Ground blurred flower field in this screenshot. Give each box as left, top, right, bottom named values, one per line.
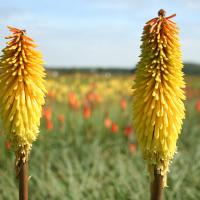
left=0, top=72, right=200, bottom=200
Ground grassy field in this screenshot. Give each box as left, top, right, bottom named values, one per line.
left=0, top=73, right=199, bottom=200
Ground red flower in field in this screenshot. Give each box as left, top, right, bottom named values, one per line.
left=43, top=107, right=52, bottom=121
left=46, top=120, right=53, bottom=131
left=83, top=105, right=91, bottom=119
left=196, top=100, right=200, bottom=112
left=104, top=117, right=112, bottom=129
left=120, top=98, right=127, bottom=110
left=124, top=125, right=133, bottom=137
left=5, top=140, right=11, bottom=150
left=129, top=143, right=137, bottom=154
left=111, top=123, right=119, bottom=133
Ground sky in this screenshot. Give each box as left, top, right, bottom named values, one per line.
left=0, top=0, right=200, bottom=68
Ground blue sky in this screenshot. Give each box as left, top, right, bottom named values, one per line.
left=0, top=0, right=200, bottom=67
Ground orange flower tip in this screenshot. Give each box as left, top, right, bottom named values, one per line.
left=166, top=13, right=176, bottom=20
left=157, top=9, right=176, bottom=20
left=158, top=9, right=166, bottom=17
left=7, top=26, right=26, bottom=35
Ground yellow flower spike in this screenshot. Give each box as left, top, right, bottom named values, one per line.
left=132, top=10, right=185, bottom=186
left=0, top=26, right=47, bottom=174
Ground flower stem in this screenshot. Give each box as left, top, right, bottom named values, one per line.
left=19, top=159, right=28, bottom=200
left=150, top=168, right=164, bottom=200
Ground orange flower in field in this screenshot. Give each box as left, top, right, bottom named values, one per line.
left=120, top=98, right=127, bottom=110
left=95, top=93, right=102, bottom=103
left=196, top=100, right=200, bottom=112
left=111, top=123, right=119, bottom=133
left=104, top=117, right=112, bottom=129
left=86, top=92, right=96, bottom=103
left=46, top=120, right=53, bottom=131
left=86, top=91, right=102, bottom=105
left=68, top=92, right=76, bottom=100
left=129, top=143, right=137, bottom=154
left=83, top=105, right=91, bottom=119
left=43, top=107, right=52, bottom=121
left=5, top=140, right=12, bottom=150
left=43, top=107, right=54, bottom=130
left=68, top=92, right=80, bottom=110
left=124, top=125, right=133, bottom=137
left=48, top=91, right=56, bottom=101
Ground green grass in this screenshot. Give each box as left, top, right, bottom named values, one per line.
left=0, top=75, right=199, bottom=200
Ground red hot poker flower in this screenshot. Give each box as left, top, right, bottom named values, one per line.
left=104, top=117, right=112, bottom=129
left=124, top=125, right=133, bottom=137
left=129, top=143, right=137, bottom=154
left=120, top=98, right=127, bottom=110
left=196, top=100, right=200, bottom=112
left=83, top=105, right=91, bottom=119
left=111, top=123, right=119, bottom=133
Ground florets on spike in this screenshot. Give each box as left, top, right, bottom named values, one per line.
left=0, top=26, right=46, bottom=173
left=132, top=10, right=185, bottom=185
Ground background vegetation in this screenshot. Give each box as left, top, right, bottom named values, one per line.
left=0, top=71, right=199, bottom=200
